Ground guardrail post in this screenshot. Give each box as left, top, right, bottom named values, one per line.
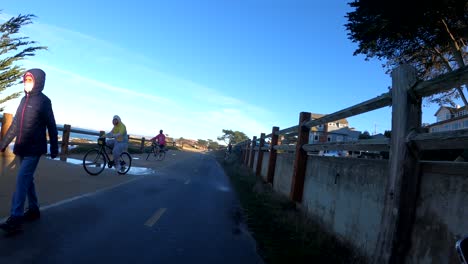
left=60, top=124, right=71, bottom=161
left=249, top=136, right=257, bottom=169
left=140, top=137, right=146, bottom=152
left=267, top=126, right=279, bottom=184
left=290, top=112, right=311, bottom=203
left=256, top=133, right=265, bottom=179
left=0, top=113, right=13, bottom=156
left=374, top=64, right=421, bottom=264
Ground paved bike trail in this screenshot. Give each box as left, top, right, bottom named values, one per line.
left=0, top=151, right=263, bottom=264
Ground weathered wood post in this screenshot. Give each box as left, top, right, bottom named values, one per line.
left=249, top=136, right=257, bottom=169
left=256, top=133, right=265, bottom=179
left=240, top=141, right=246, bottom=164
left=244, top=140, right=250, bottom=165
left=60, top=124, right=71, bottom=161
left=373, top=64, right=421, bottom=264
left=0, top=113, right=13, bottom=156
left=266, top=126, right=279, bottom=184
left=140, top=137, right=146, bottom=152
left=290, top=112, right=311, bottom=203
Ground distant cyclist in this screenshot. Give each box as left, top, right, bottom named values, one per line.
left=151, top=130, right=166, bottom=151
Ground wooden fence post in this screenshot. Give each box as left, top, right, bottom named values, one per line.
left=240, top=141, right=246, bottom=164
left=249, top=136, right=257, bottom=169
left=290, top=112, right=311, bottom=203
left=0, top=113, right=13, bottom=156
left=267, top=126, right=279, bottom=184
left=140, top=137, right=146, bottom=152
left=60, top=124, right=71, bottom=161
left=244, top=140, right=250, bottom=165
left=373, top=64, right=421, bottom=264
left=256, top=133, right=265, bottom=178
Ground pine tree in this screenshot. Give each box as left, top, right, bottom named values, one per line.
left=346, top=0, right=468, bottom=107
left=0, top=13, right=47, bottom=111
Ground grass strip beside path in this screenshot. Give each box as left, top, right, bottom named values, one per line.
left=218, top=152, right=365, bottom=264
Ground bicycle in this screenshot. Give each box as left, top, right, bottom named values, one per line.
left=146, top=142, right=166, bottom=161
left=83, top=137, right=132, bottom=175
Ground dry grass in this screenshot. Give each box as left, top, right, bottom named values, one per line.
left=218, top=151, right=366, bottom=264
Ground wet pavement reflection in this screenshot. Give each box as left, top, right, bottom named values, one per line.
left=61, top=158, right=156, bottom=175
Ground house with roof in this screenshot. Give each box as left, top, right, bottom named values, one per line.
left=427, top=105, right=468, bottom=132
left=308, top=113, right=360, bottom=144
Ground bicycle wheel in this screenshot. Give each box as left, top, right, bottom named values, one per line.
left=83, top=149, right=106, bottom=175
left=118, top=152, right=132, bottom=174
left=157, top=150, right=166, bottom=161
left=146, top=146, right=155, bottom=161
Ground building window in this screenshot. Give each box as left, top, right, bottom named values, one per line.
left=452, top=123, right=459, bottom=130
left=336, top=122, right=339, bottom=127
left=327, top=136, right=331, bottom=142
left=314, top=135, right=318, bottom=141
left=446, top=113, right=451, bottom=120
left=464, top=120, right=468, bottom=128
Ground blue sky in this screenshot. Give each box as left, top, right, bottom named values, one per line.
left=1, top=0, right=443, bottom=142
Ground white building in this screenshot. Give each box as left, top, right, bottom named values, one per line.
left=308, top=113, right=360, bottom=144
left=428, top=105, right=468, bottom=132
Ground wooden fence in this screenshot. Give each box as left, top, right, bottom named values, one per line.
left=0, top=119, right=162, bottom=161
left=235, top=64, right=468, bottom=264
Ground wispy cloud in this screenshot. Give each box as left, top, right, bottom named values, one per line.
left=3, top=19, right=274, bottom=140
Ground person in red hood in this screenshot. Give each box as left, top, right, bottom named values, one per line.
left=0, top=68, right=58, bottom=234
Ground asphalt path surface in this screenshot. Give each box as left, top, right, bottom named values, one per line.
left=0, top=151, right=263, bottom=264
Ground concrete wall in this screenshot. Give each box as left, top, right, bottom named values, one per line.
left=251, top=149, right=468, bottom=263
left=406, top=162, right=468, bottom=264
left=252, top=151, right=269, bottom=181
left=300, top=156, right=388, bottom=257
left=273, top=152, right=295, bottom=197
left=260, top=152, right=269, bottom=181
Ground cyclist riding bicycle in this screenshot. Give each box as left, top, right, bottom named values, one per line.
left=104, top=115, right=128, bottom=172
left=150, top=129, right=166, bottom=152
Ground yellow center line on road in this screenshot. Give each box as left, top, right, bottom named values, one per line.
left=144, top=208, right=167, bottom=227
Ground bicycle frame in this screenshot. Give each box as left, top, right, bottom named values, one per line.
left=94, top=137, right=125, bottom=168
left=95, top=144, right=116, bottom=167
left=146, top=142, right=166, bottom=161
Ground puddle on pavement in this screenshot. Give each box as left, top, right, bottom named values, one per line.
left=53, top=158, right=156, bottom=175
left=216, top=185, right=231, bottom=192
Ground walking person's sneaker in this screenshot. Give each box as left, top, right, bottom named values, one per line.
left=0, top=216, right=23, bottom=235
left=23, top=208, right=41, bottom=222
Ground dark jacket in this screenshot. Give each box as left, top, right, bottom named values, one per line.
left=0, top=69, right=58, bottom=157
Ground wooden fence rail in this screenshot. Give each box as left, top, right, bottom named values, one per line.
left=0, top=118, right=161, bottom=161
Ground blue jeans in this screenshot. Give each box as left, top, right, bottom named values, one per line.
left=11, top=155, right=41, bottom=217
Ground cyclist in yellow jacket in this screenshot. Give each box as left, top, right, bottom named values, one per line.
left=105, top=115, right=128, bottom=172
